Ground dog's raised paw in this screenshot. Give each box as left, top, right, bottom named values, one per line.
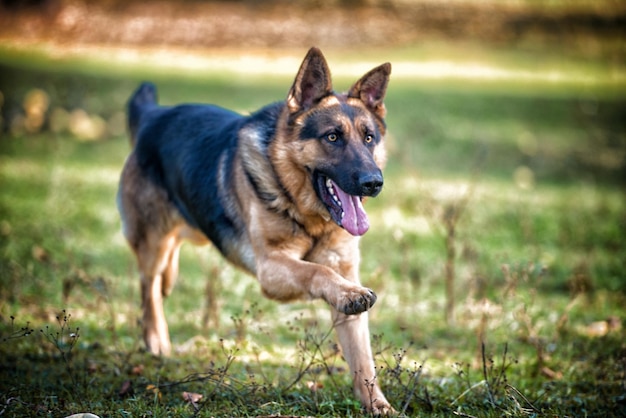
left=341, top=288, right=377, bottom=315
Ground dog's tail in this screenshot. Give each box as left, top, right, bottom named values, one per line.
left=128, top=82, right=158, bottom=146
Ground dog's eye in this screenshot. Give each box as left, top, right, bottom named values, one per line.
left=364, top=134, right=374, bottom=144
left=326, top=133, right=338, bottom=142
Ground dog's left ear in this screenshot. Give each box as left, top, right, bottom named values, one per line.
left=287, top=47, right=333, bottom=115
left=348, top=63, right=391, bottom=119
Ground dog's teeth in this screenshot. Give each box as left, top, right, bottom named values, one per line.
left=324, top=177, right=342, bottom=206
left=341, top=211, right=345, bottom=219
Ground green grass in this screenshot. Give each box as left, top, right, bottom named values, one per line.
left=0, top=44, right=625, bottom=417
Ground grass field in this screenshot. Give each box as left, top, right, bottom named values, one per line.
left=0, top=44, right=625, bottom=417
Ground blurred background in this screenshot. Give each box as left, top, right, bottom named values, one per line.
left=1, top=0, right=624, bottom=141
left=2, top=0, right=625, bottom=50
left=0, top=0, right=625, bottom=416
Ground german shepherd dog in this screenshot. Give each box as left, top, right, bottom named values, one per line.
left=118, top=47, right=392, bottom=413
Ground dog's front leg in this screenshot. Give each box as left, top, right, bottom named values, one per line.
left=255, top=251, right=391, bottom=413
left=255, top=255, right=377, bottom=315
left=332, top=310, right=393, bottom=415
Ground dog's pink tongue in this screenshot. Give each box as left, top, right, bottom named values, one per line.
left=332, top=181, right=370, bottom=236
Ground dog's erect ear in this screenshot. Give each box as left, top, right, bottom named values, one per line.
left=287, top=47, right=333, bottom=115
left=348, top=63, right=391, bottom=119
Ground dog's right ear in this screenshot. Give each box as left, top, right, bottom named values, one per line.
left=287, top=47, right=333, bottom=115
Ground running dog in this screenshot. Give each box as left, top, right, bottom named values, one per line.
left=118, top=47, right=392, bottom=413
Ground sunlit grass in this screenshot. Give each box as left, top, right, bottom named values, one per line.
left=2, top=39, right=624, bottom=98
left=0, top=45, right=625, bottom=416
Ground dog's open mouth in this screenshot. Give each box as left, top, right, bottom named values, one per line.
left=315, top=174, right=370, bottom=236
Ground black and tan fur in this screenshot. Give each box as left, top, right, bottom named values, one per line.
left=118, top=47, right=392, bottom=413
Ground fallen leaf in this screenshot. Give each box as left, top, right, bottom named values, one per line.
left=87, top=360, right=98, bottom=374
left=32, top=245, right=49, bottom=262
left=306, top=381, right=323, bottom=392
left=182, top=391, right=203, bottom=403
left=118, top=380, right=133, bottom=397
left=146, top=384, right=162, bottom=400
left=131, top=364, right=144, bottom=375
left=580, top=316, right=622, bottom=337
left=541, top=366, right=563, bottom=380
left=607, top=315, right=622, bottom=331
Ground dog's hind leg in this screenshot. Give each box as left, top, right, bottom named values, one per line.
left=161, top=241, right=181, bottom=297
left=119, top=154, right=182, bottom=356
left=161, top=224, right=210, bottom=297
left=135, top=230, right=182, bottom=356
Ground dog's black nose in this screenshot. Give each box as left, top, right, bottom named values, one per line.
left=358, top=172, right=384, bottom=197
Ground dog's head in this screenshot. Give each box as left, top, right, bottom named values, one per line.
left=280, top=47, right=391, bottom=237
